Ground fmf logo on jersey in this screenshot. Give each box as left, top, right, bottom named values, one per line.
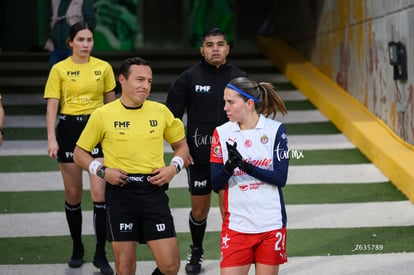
left=67, top=70, right=80, bottom=77
left=120, top=223, right=133, bottom=232
left=194, top=180, right=207, bottom=188
left=195, top=85, right=211, bottom=93
left=114, top=121, right=130, bottom=129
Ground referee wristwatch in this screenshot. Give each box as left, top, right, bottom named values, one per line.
left=171, top=161, right=181, bottom=174
left=96, top=165, right=107, bottom=179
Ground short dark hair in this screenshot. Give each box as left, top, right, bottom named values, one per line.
left=119, top=57, right=150, bottom=78
left=201, top=27, right=227, bottom=44
left=68, top=21, right=94, bottom=42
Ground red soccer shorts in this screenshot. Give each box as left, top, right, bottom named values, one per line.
left=220, top=227, right=287, bottom=267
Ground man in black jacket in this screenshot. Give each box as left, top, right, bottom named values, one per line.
left=166, top=27, right=247, bottom=275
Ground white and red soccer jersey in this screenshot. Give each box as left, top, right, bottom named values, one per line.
left=210, top=115, right=288, bottom=233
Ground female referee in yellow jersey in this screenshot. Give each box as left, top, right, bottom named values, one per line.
left=44, top=21, right=116, bottom=274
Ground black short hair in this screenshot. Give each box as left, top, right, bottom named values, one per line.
left=119, top=57, right=150, bottom=78
left=201, top=27, right=227, bottom=44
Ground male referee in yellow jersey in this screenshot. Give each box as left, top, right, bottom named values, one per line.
left=74, top=57, right=190, bottom=275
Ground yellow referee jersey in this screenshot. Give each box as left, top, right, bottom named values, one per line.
left=43, top=56, right=116, bottom=115
left=76, top=99, right=185, bottom=174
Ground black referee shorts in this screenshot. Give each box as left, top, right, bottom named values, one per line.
left=105, top=174, right=176, bottom=243
left=187, top=164, right=212, bottom=195
left=56, top=114, right=103, bottom=163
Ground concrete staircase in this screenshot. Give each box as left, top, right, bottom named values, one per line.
left=0, top=49, right=281, bottom=96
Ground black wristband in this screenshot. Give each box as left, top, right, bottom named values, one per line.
left=0, top=127, right=3, bottom=136
left=171, top=161, right=181, bottom=174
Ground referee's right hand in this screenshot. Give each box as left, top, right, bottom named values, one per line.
left=105, top=168, right=129, bottom=187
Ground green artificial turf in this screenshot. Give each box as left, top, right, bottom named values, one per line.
left=283, top=182, right=406, bottom=204
left=0, top=154, right=174, bottom=172
left=289, top=148, right=370, bottom=165
left=4, top=121, right=340, bottom=140
left=4, top=128, right=47, bottom=140
left=0, top=183, right=405, bottom=214
left=274, top=82, right=297, bottom=90
left=3, top=105, right=46, bottom=115
left=287, top=226, right=414, bottom=256
left=285, top=122, right=340, bottom=135
left=284, top=100, right=316, bottom=110
left=1, top=226, right=413, bottom=264
left=0, top=188, right=214, bottom=213
left=0, top=155, right=59, bottom=172
left=0, top=148, right=369, bottom=172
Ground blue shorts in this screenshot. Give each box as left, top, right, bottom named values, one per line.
left=105, top=174, right=176, bottom=243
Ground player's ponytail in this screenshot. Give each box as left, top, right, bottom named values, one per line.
left=227, top=77, right=287, bottom=119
